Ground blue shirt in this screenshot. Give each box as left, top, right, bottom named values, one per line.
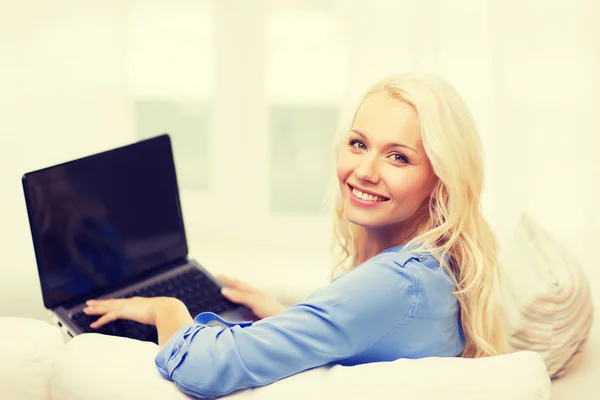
left=155, top=245, right=465, bottom=398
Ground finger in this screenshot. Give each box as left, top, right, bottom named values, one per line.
left=218, top=275, right=255, bottom=293
left=86, top=298, right=119, bottom=308
left=216, top=274, right=235, bottom=284
left=83, top=299, right=122, bottom=315
left=83, top=306, right=106, bottom=316
left=86, top=298, right=117, bottom=304
left=221, top=287, right=253, bottom=305
left=90, top=312, right=119, bottom=329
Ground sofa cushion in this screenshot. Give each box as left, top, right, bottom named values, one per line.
left=0, top=317, right=64, bottom=400
left=51, top=333, right=551, bottom=400
left=500, top=214, right=594, bottom=379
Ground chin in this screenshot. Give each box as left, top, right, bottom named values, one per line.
left=344, top=209, right=382, bottom=228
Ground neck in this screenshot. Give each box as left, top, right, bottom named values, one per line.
left=357, top=206, right=429, bottom=264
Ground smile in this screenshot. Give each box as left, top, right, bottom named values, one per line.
left=348, top=184, right=390, bottom=203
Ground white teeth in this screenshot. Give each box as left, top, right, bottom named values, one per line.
left=352, top=187, right=386, bottom=202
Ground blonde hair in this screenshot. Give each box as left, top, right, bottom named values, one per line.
left=329, top=73, right=509, bottom=358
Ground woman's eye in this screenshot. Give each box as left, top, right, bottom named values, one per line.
left=350, top=140, right=367, bottom=150
left=391, top=153, right=408, bottom=163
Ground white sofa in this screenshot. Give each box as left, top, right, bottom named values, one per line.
left=1, top=316, right=556, bottom=400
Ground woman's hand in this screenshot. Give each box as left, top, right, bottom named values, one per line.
left=218, top=275, right=287, bottom=320
left=83, top=296, right=185, bottom=329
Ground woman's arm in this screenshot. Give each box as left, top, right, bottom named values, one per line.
left=84, top=296, right=193, bottom=348
left=153, top=298, right=193, bottom=348
left=155, top=258, right=420, bottom=399
left=218, top=274, right=288, bottom=319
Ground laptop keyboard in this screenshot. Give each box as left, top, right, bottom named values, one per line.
left=70, top=268, right=239, bottom=343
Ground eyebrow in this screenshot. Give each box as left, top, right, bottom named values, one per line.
left=351, top=129, right=418, bottom=154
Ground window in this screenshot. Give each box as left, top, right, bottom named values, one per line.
left=134, top=101, right=210, bottom=191
left=266, top=4, right=348, bottom=214
left=126, top=0, right=213, bottom=191
left=123, top=0, right=348, bottom=250
left=269, top=106, right=337, bottom=213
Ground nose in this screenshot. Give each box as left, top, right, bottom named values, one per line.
left=353, top=156, right=380, bottom=184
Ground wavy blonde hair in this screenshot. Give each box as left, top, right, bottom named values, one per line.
left=329, top=73, right=509, bottom=358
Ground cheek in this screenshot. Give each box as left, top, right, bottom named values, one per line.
left=336, top=154, right=353, bottom=184
left=386, top=172, right=432, bottom=202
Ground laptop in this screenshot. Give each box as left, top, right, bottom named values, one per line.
left=22, top=134, right=255, bottom=344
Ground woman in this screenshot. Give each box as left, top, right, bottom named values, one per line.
left=84, top=73, right=509, bottom=398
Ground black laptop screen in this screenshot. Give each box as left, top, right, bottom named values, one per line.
left=23, top=135, right=188, bottom=309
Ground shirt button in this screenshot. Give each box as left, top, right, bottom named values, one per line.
left=418, top=255, right=426, bottom=261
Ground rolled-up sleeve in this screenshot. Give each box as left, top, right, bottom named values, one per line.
left=155, top=255, right=420, bottom=399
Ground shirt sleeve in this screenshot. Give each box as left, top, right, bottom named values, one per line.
left=155, top=254, right=421, bottom=399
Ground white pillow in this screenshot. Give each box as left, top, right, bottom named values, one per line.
left=0, top=317, right=64, bottom=400
left=51, top=333, right=551, bottom=400
left=500, top=213, right=595, bottom=378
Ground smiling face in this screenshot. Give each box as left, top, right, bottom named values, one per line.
left=336, top=91, right=436, bottom=236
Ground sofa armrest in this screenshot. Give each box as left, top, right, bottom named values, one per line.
left=51, top=334, right=193, bottom=400
left=0, top=317, right=64, bottom=400
left=51, top=332, right=551, bottom=400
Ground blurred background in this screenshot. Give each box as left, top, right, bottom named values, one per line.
left=1, top=0, right=599, bottom=321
